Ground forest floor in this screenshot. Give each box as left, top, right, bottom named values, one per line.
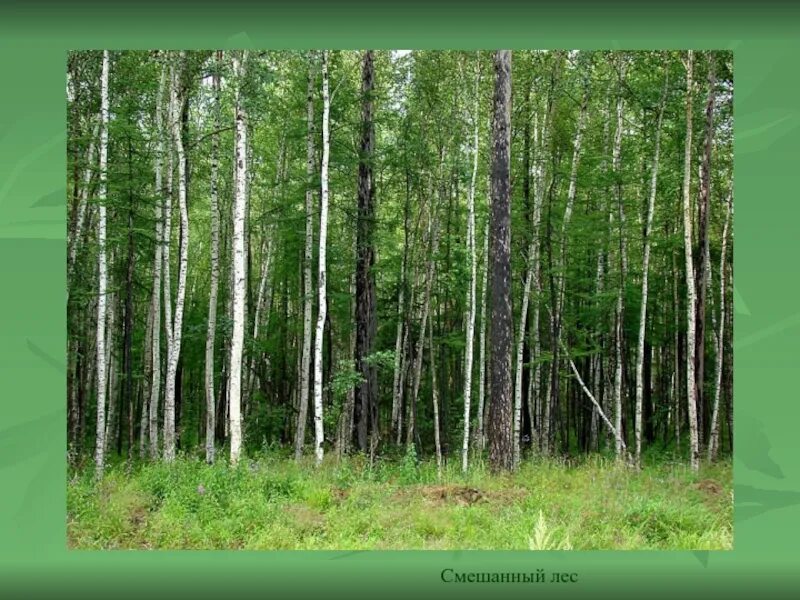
left=67, top=453, right=732, bottom=550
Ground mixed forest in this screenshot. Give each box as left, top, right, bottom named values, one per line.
left=66, top=50, right=734, bottom=550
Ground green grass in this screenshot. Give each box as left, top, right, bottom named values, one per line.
left=67, top=453, right=732, bottom=550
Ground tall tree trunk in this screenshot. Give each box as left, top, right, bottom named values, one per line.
left=68, top=120, right=99, bottom=279
left=104, top=291, right=117, bottom=457
left=121, top=135, right=136, bottom=461
left=672, top=251, right=682, bottom=455
left=407, top=204, right=439, bottom=450
left=355, top=50, right=378, bottom=454
left=634, top=70, right=668, bottom=467
left=161, top=61, right=175, bottom=451
left=707, top=192, right=731, bottom=462
left=94, top=50, right=110, bottom=478
left=542, top=81, right=588, bottom=464
left=540, top=55, right=561, bottom=456
left=295, top=53, right=316, bottom=460
left=430, top=312, right=443, bottom=479
left=611, top=58, right=628, bottom=461
left=487, top=50, right=513, bottom=473
left=695, top=53, right=717, bottom=449
left=140, top=290, right=154, bottom=458
left=338, top=273, right=357, bottom=456
left=391, top=168, right=411, bottom=441
left=513, top=97, right=540, bottom=466
left=228, top=51, right=248, bottom=466
left=530, top=110, right=546, bottom=454
left=682, top=50, right=700, bottom=471
left=149, top=62, right=167, bottom=459
left=205, top=52, right=221, bottom=464
left=462, top=64, right=480, bottom=472
left=164, top=53, right=189, bottom=463
left=475, top=221, right=489, bottom=451
left=244, top=238, right=272, bottom=414
left=312, top=50, right=331, bottom=466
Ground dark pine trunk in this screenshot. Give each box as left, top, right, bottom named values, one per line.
left=355, top=50, right=378, bottom=453
left=488, top=50, right=513, bottom=473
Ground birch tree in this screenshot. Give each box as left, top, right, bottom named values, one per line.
left=311, top=50, right=331, bottom=466
left=148, top=61, right=167, bottom=459
left=68, top=120, right=99, bottom=279
left=682, top=50, right=701, bottom=471
left=94, top=49, right=110, bottom=478
left=204, top=52, right=221, bottom=464
left=295, top=53, right=316, bottom=460
left=707, top=192, right=731, bottom=462
left=462, top=64, right=480, bottom=473
left=228, top=50, right=249, bottom=466
left=163, top=53, right=189, bottom=463
left=475, top=222, right=489, bottom=451
left=695, top=53, right=717, bottom=445
left=611, top=57, right=628, bottom=461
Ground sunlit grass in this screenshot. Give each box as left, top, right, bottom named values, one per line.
left=67, top=452, right=732, bottom=550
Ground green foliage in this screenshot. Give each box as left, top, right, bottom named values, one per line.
left=68, top=454, right=732, bottom=550
left=528, top=510, right=573, bottom=550
left=399, top=443, right=421, bottom=484
left=329, top=359, right=364, bottom=398
left=363, top=350, right=396, bottom=371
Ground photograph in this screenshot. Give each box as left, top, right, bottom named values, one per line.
left=65, top=48, right=734, bottom=550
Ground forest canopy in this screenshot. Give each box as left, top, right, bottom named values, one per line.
left=66, top=49, right=734, bottom=478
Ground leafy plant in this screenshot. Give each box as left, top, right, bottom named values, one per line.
left=528, top=510, right=573, bottom=550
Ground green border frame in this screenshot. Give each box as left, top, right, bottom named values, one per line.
left=1, top=1, right=799, bottom=597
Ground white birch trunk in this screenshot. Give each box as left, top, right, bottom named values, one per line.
left=707, top=193, right=731, bottom=462
left=149, top=62, right=166, bottom=460
left=462, top=68, right=480, bottom=472
left=94, top=50, right=110, bottom=478
left=228, top=51, right=249, bottom=466
left=296, top=55, right=315, bottom=460
left=68, top=120, right=99, bottom=277
left=561, top=336, right=627, bottom=459
left=163, top=80, right=174, bottom=355
left=682, top=51, right=700, bottom=471
left=312, top=50, right=331, bottom=466
left=163, top=53, right=189, bottom=462
left=475, top=221, right=489, bottom=451
left=205, top=54, right=221, bottom=464
left=634, top=73, right=668, bottom=467
left=513, top=248, right=533, bottom=469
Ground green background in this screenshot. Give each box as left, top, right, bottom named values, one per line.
left=1, top=0, right=798, bottom=597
